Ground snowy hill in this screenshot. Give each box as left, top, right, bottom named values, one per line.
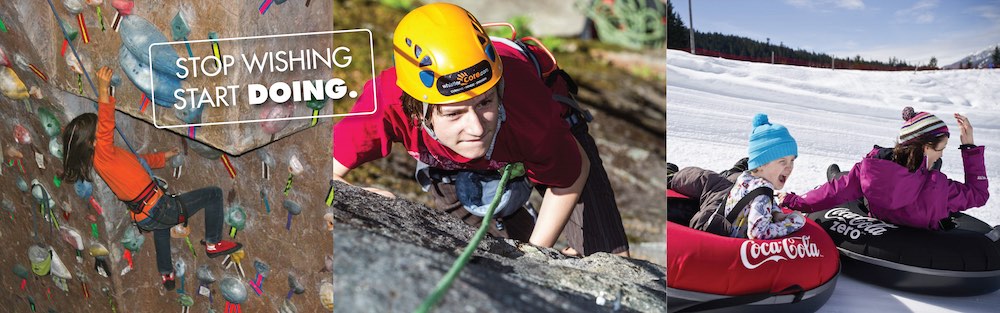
left=667, top=49, right=1000, bottom=226
left=943, top=44, right=1000, bottom=69
left=667, top=50, right=1000, bottom=312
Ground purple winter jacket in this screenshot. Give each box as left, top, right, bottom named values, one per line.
left=782, top=146, right=989, bottom=230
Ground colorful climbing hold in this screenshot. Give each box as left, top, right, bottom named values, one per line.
left=13, top=124, right=31, bottom=144
left=28, top=244, right=52, bottom=276
left=121, top=226, right=144, bottom=252
left=111, top=0, right=133, bottom=15
left=58, top=226, right=85, bottom=263
left=248, top=259, right=269, bottom=296
left=220, top=276, right=248, bottom=306
left=63, top=0, right=85, bottom=14
left=259, top=103, right=294, bottom=134
left=282, top=200, right=301, bottom=230
left=118, top=45, right=182, bottom=107
left=196, top=265, right=216, bottom=303
left=186, top=138, right=222, bottom=160
left=16, top=175, right=29, bottom=192
left=59, top=19, right=79, bottom=42
left=225, top=205, right=246, bottom=238
left=37, top=107, right=62, bottom=137
left=319, top=282, right=333, bottom=310
left=64, top=51, right=88, bottom=75
left=1, top=67, right=29, bottom=100
left=170, top=11, right=191, bottom=41
left=48, top=138, right=64, bottom=159
left=74, top=180, right=93, bottom=198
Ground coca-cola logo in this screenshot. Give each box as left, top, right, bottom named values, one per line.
left=740, top=236, right=823, bottom=269
left=823, top=208, right=897, bottom=239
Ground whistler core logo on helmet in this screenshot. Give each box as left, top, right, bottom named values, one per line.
left=438, top=60, right=492, bottom=96
left=392, top=3, right=503, bottom=104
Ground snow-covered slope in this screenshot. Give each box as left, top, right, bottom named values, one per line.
left=667, top=49, right=1000, bottom=312
left=667, top=49, right=1000, bottom=226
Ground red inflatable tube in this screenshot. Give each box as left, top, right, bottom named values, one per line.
left=667, top=218, right=839, bottom=296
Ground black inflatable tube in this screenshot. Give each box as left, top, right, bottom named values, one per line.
left=839, top=247, right=1000, bottom=296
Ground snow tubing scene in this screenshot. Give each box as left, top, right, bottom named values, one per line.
left=809, top=168, right=1000, bottom=296
left=668, top=48, right=1000, bottom=312
left=667, top=192, right=840, bottom=313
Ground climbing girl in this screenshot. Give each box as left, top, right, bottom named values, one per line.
left=61, top=66, right=242, bottom=290
left=780, top=108, right=988, bottom=230
left=669, top=113, right=807, bottom=239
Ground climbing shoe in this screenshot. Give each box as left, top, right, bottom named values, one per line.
left=204, top=240, right=243, bottom=258
left=162, top=272, right=176, bottom=291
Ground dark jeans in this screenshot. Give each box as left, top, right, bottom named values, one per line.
left=137, top=187, right=224, bottom=274
left=427, top=121, right=629, bottom=255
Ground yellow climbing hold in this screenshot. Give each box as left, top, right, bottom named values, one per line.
left=0, top=67, right=29, bottom=100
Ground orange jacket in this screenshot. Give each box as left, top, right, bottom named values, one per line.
left=93, top=97, right=166, bottom=219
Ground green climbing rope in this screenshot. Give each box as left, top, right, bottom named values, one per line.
left=415, top=163, right=523, bottom=313
left=578, top=0, right=666, bottom=50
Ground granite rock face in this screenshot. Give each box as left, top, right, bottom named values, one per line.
left=332, top=182, right=667, bottom=312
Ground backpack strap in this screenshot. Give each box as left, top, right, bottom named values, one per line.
left=724, top=186, right=775, bottom=224
left=489, top=36, right=593, bottom=122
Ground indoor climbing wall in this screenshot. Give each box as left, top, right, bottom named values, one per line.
left=1, top=1, right=334, bottom=312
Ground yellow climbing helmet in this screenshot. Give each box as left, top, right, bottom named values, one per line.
left=393, top=3, right=503, bottom=104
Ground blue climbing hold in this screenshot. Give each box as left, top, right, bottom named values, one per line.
left=119, top=15, right=184, bottom=77
left=74, top=181, right=93, bottom=198
left=118, top=45, right=182, bottom=107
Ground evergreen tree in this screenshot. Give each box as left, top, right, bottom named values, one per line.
left=992, top=46, right=1000, bottom=68
left=928, top=57, right=937, bottom=69
left=967, top=60, right=974, bottom=69
left=666, top=1, right=689, bottom=50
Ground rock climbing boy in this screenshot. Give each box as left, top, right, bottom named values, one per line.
left=61, top=66, right=242, bottom=290
left=331, top=3, right=629, bottom=257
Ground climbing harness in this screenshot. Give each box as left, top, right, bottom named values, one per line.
left=416, top=163, right=523, bottom=313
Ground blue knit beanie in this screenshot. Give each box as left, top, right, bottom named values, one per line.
left=747, top=113, right=798, bottom=170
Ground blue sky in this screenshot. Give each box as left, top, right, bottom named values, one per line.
left=671, top=0, right=1000, bottom=66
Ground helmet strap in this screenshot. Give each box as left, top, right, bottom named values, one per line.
left=420, top=80, right=506, bottom=159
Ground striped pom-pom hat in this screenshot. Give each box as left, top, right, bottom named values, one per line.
left=899, top=107, right=949, bottom=145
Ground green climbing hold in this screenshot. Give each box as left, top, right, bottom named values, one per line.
left=225, top=205, right=247, bottom=230
left=49, top=138, right=64, bottom=160
left=121, top=227, right=144, bottom=252
left=178, top=294, right=194, bottom=306
left=170, top=11, right=190, bottom=41
left=13, top=263, right=30, bottom=279
left=37, top=108, right=61, bottom=138
left=306, top=99, right=327, bottom=111
left=28, top=244, right=52, bottom=276
left=59, top=19, right=78, bottom=41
